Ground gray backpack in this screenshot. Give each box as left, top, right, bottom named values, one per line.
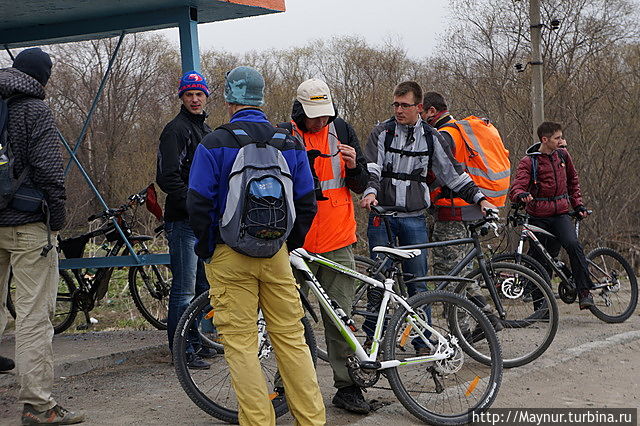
left=218, top=123, right=296, bottom=258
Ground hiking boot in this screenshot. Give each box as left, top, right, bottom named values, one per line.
left=22, top=404, right=85, bottom=425
left=0, top=355, right=15, bottom=372
left=332, top=385, right=371, bottom=414
left=186, top=353, right=211, bottom=370
left=579, top=291, right=594, bottom=310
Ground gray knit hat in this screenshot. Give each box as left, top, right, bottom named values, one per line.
left=224, top=66, right=265, bottom=107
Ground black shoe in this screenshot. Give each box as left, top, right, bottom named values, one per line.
left=579, top=291, right=594, bottom=310
left=0, top=355, right=15, bottom=372
left=195, top=346, right=217, bottom=359
left=486, top=314, right=504, bottom=332
left=186, top=354, right=211, bottom=370
left=332, top=386, right=371, bottom=414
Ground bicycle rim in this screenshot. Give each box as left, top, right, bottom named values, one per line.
left=587, top=247, right=638, bottom=323
left=173, top=292, right=316, bottom=423
left=383, top=290, right=502, bottom=425
left=128, top=264, right=170, bottom=330
left=457, top=262, right=558, bottom=368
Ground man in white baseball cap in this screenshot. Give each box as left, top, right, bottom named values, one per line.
left=279, top=78, right=372, bottom=414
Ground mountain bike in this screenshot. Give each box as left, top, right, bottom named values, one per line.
left=173, top=245, right=503, bottom=426
left=493, top=203, right=638, bottom=323
left=6, top=187, right=171, bottom=333
left=352, top=206, right=558, bottom=368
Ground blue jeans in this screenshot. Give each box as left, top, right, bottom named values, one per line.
left=166, top=220, right=210, bottom=352
left=365, top=213, right=430, bottom=347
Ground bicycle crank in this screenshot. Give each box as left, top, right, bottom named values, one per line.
left=346, top=356, right=381, bottom=387
left=558, top=282, right=577, bottom=304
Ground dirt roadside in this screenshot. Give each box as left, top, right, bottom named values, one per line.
left=1, top=306, right=639, bottom=425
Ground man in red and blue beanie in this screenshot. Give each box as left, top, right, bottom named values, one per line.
left=156, top=70, right=212, bottom=368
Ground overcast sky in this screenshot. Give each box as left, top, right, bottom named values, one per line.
left=155, top=0, right=450, bottom=60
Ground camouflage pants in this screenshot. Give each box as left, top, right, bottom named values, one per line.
left=431, top=220, right=496, bottom=315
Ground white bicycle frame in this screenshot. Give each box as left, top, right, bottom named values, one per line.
left=289, top=248, right=455, bottom=369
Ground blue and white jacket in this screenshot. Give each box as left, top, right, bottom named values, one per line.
left=187, top=108, right=317, bottom=259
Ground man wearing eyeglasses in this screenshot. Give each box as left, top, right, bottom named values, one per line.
left=280, top=78, right=371, bottom=414
left=360, top=82, right=495, bottom=352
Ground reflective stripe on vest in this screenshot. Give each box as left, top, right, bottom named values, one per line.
left=319, top=122, right=346, bottom=191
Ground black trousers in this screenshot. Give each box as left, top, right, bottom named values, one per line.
left=528, top=214, right=594, bottom=293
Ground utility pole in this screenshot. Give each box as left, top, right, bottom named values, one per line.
left=529, top=0, right=544, bottom=142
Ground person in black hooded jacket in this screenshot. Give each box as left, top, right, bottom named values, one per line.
left=156, top=71, right=212, bottom=367
left=0, top=47, right=84, bottom=425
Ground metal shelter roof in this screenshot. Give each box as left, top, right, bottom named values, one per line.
left=0, top=0, right=285, bottom=48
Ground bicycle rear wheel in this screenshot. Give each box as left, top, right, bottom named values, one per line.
left=8, top=269, right=78, bottom=334
left=174, top=292, right=317, bottom=424
left=586, top=247, right=638, bottom=323
left=455, top=262, right=558, bottom=368
left=128, top=263, right=170, bottom=330
left=383, top=290, right=502, bottom=425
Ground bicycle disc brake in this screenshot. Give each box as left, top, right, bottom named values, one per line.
left=346, top=356, right=380, bottom=387
left=500, top=276, right=525, bottom=299
left=558, top=281, right=577, bottom=304
left=434, top=336, right=464, bottom=375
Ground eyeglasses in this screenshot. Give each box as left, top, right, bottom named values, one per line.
left=391, top=102, right=418, bottom=109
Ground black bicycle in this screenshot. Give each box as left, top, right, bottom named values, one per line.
left=7, top=187, right=171, bottom=333
left=348, top=205, right=558, bottom=368
left=493, top=203, right=638, bottom=323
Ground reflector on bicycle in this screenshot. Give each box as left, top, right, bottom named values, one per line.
left=465, top=376, right=480, bottom=397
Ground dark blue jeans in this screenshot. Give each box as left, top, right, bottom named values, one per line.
left=364, top=213, right=430, bottom=347
left=166, top=220, right=210, bottom=353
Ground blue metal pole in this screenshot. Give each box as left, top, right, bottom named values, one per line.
left=178, top=7, right=201, bottom=73
left=64, top=32, right=125, bottom=175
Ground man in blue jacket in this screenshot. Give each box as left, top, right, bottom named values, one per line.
left=187, top=66, right=325, bottom=425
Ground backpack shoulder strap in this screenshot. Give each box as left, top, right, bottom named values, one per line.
left=332, top=117, right=349, bottom=146
left=529, top=154, right=539, bottom=191
left=383, top=117, right=396, bottom=152
left=420, top=122, right=436, bottom=173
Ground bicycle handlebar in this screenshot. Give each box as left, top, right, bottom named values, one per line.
left=87, top=187, right=149, bottom=222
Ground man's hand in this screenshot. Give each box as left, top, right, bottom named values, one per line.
left=337, top=143, right=357, bottom=169
left=575, top=205, right=589, bottom=219
left=360, top=193, right=378, bottom=209
left=479, top=199, right=497, bottom=216
left=518, top=192, right=533, bottom=203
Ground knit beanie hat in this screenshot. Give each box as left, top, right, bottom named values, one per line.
left=13, top=47, right=53, bottom=87
left=178, top=71, right=210, bottom=97
left=224, top=66, right=264, bottom=107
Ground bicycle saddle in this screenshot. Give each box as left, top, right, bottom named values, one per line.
left=372, top=246, right=421, bottom=260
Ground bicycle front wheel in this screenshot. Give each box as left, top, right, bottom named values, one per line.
left=174, top=291, right=317, bottom=424
left=383, top=290, right=502, bottom=425
left=128, top=263, right=170, bottom=330
left=456, top=262, right=558, bottom=368
left=587, top=247, right=638, bottom=323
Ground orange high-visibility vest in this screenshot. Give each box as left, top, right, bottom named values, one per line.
left=291, top=121, right=356, bottom=254
left=432, top=116, right=510, bottom=210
